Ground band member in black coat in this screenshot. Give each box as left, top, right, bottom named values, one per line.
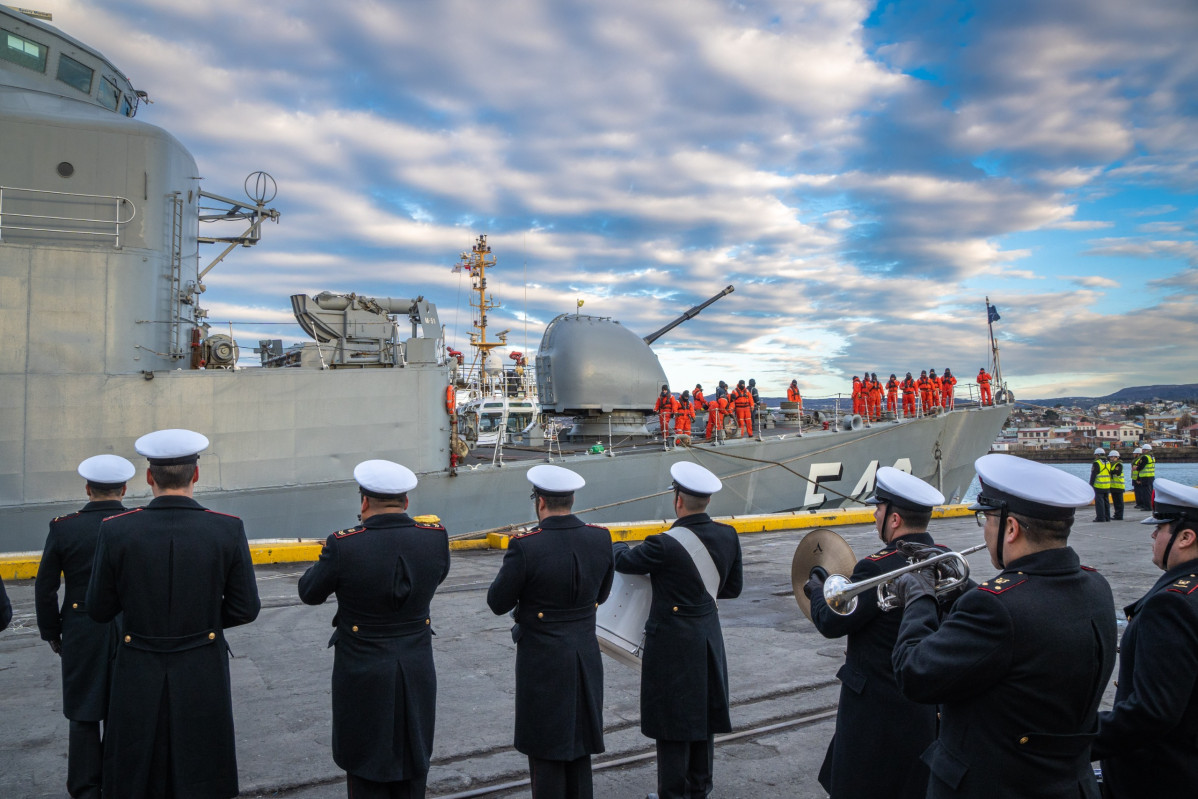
left=1093, top=478, right=1198, bottom=795
left=35, top=454, right=132, bottom=799
left=86, top=429, right=260, bottom=799
left=892, top=454, right=1117, bottom=798
left=612, top=462, right=743, bottom=799
left=299, top=460, right=450, bottom=799
left=0, top=575, right=11, bottom=629
left=805, top=467, right=948, bottom=799
left=487, top=465, right=614, bottom=799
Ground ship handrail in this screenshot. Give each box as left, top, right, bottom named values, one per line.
left=0, top=185, right=137, bottom=248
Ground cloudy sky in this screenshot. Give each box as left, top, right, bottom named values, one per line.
left=41, top=0, right=1198, bottom=399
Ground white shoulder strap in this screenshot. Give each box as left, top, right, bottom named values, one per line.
left=664, top=526, right=720, bottom=599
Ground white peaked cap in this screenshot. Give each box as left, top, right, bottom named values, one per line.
left=865, top=466, right=945, bottom=511
left=527, top=464, right=585, bottom=496
left=670, top=461, right=722, bottom=496
left=134, top=429, right=209, bottom=464
left=354, top=460, right=417, bottom=497
left=78, top=454, right=136, bottom=484
left=1140, top=478, right=1198, bottom=525
left=970, top=454, right=1094, bottom=520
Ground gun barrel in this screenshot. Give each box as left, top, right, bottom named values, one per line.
left=642, top=285, right=735, bottom=345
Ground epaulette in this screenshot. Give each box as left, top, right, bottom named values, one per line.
left=204, top=509, right=240, bottom=519
left=585, top=523, right=610, bottom=532
left=1165, top=575, right=1198, bottom=595
left=977, top=574, right=1028, bottom=594
left=51, top=511, right=81, bottom=523
left=1080, top=565, right=1098, bottom=572
left=415, top=520, right=446, bottom=531
left=103, top=508, right=143, bottom=521
left=512, top=527, right=542, bottom=539
left=868, top=549, right=902, bottom=562
left=333, top=525, right=366, bottom=539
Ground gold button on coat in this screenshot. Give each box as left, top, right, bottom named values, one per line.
left=352, top=625, right=359, bottom=632
left=425, top=619, right=430, bottom=625
left=124, top=635, right=131, bottom=643
left=208, top=632, right=216, bottom=640
left=1018, top=736, right=1029, bottom=745
left=72, top=603, right=78, bottom=609
left=672, top=606, right=679, bottom=612
left=537, top=612, right=544, bottom=619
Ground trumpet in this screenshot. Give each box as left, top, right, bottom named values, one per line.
left=821, top=543, right=986, bottom=616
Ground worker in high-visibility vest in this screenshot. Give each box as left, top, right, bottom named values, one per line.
left=1090, top=447, right=1112, bottom=522
left=1138, top=444, right=1157, bottom=509
left=1107, top=450, right=1125, bottom=520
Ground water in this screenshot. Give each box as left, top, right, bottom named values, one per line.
left=962, top=461, right=1198, bottom=503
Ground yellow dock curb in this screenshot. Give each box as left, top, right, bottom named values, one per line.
left=0, top=491, right=1142, bottom=579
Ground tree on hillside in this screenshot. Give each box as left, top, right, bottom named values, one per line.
left=1179, top=412, right=1194, bottom=432
left=1126, top=405, right=1147, bottom=419
left=1044, top=409, right=1060, bottom=423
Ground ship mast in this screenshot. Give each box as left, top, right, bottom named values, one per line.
left=454, top=235, right=508, bottom=387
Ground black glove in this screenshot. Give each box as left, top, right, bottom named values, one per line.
left=896, top=540, right=965, bottom=584
left=803, top=566, right=828, bottom=599
left=48, top=637, right=62, bottom=656
left=892, top=568, right=937, bottom=608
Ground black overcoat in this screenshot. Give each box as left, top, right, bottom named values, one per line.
left=1, top=575, right=10, bottom=629
left=35, top=500, right=125, bottom=721
left=893, top=547, right=1116, bottom=798
left=486, top=514, right=614, bottom=760
left=86, top=495, right=261, bottom=799
left=612, top=512, right=742, bottom=741
left=298, top=513, right=450, bottom=782
left=808, top=533, right=942, bottom=799
left=1093, top=560, right=1198, bottom=796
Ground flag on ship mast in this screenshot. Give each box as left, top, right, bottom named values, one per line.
left=987, top=303, right=1001, bottom=323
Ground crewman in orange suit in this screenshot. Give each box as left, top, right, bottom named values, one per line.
left=654, top=385, right=676, bottom=436
left=732, top=380, right=754, bottom=437
left=787, top=380, right=802, bottom=406
left=851, top=376, right=865, bottom=416
left=917, top=370, right=932, bottom=414
left=977, top=368, right=992, bottom=405
left=886, top=374, right=899, bottom=414
left=928, top=369, right=942, bottom=409
left=705, top=396, right=727, bottom=441
left=869, top=373, right=883, bottom=421
left=693, top=384, right=707, bottom=410
left=673, top=391, right=695, bottom=437
left=901, top=372, right=916, bottom=417
left=941, top=368, right=957, bottom=410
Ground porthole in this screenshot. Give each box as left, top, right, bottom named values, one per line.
left=57, top=161, right=75, bottom=178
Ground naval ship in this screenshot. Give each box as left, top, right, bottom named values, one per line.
left=0, top=7, right=1011, bottom=552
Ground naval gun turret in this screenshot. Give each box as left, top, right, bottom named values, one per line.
left=259, top=291, right=442, bottom=368
left=536, top=286, right=735, bottom=439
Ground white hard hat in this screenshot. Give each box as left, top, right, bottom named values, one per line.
left=1109, top=450, right=1120, bottom=459
left=1093, top=447, right=1105, bottom=456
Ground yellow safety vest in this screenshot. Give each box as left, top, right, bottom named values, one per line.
left=1109, top=462, right=1125, bottom=490
left=1141, top=454, right=1156, bottom=478
left=1093, top=460, right=1112, bottom=490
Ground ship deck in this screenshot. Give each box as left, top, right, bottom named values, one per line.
left=1, top=513, right=1147, bottom=798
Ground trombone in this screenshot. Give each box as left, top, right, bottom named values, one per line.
left=822, top=543, right=986, bottom=616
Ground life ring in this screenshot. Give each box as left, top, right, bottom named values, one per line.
left=445, top=385, right=456, bottom=414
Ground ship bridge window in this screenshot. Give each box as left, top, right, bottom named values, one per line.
left=121, top=93, right=136, bottom=117
left=99, top=76, right=120, bottom=111
left=56, top=53, right=94, bottom=94
left=2, top=28, right=47, bottom=72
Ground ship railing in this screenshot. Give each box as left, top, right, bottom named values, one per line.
left=0, top=185, right=136, bottom=247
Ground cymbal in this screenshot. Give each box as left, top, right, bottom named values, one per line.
left=792, top=528, right=858, bottom=621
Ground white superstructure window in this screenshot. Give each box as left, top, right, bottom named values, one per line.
left=56, top=53, right=94, bottom=94
left=2, top=28, right=47, bottom=72
left=99, top=76, right=120, bottom=111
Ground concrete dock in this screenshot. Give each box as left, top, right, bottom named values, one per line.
left=0, top=514, right=1159, bottom=798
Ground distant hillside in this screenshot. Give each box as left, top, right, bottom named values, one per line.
left=1021, top=384, right=1198, bottom=408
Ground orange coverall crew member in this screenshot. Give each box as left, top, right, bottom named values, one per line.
left=977, top=368, right=992, bottom=405
left=941, top=368, right=956, bottom=409
left=732, top=380, right=754, bottom=437
left=927, top=369, right=942, bottom=409
left=886, top=374, right=899, bottom=414
left=673, top=392, right=695, bottom=437
left=868, top=373, right=883, bottom=421
left=787, top=380, right=802, bottom=406
left=693, top=385, right=706, bottom=410
left=901, top=373, right=917, bottom=417
left=917, top=370, right=931, bottom=413
left=705, top=397, right=727, bottom=441
left=655, top=385, right=676, bottom=435
left=851, top=376, right=865, bottom=416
